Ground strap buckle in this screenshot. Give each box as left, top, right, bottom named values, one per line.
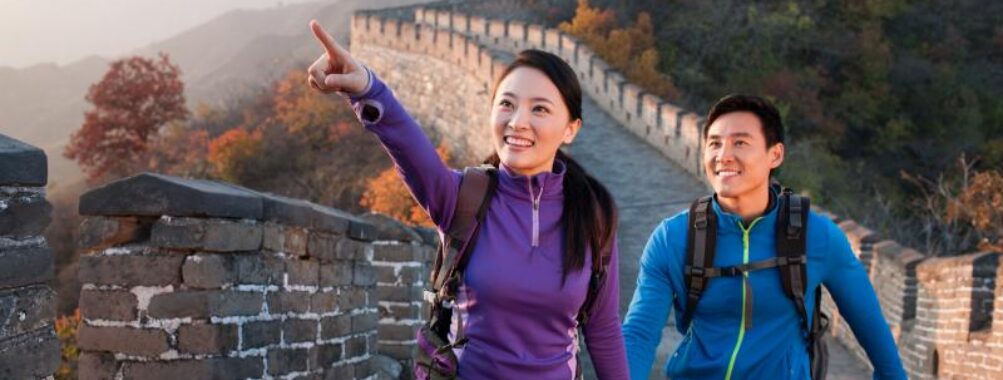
left=684, top=265, right=706, bottom=277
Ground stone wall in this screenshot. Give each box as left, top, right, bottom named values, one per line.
left=0, top=134, right=60, bottom=379
left=73, top=172, right=392, bottom=379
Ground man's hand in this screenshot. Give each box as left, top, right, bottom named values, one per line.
left=307, top=20, right=368, bottom=95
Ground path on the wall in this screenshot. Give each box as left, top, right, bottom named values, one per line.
left=568, top=93, right=873, bottom=380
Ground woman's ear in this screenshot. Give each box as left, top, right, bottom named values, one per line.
left=563, top=119, right=583, bottom=144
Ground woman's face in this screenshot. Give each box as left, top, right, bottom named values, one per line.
left=491, top=67, right=581, bottom=176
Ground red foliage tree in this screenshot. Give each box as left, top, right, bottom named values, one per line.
left=64, top=53, right=189, bottom=182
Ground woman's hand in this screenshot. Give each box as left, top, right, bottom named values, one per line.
left=307, top=20, right=369, bottom=95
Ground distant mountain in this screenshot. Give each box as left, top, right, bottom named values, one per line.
left=0, top=0, right=430, bottom=186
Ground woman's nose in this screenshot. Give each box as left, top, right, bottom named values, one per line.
left=508, top=109, right=531, bottom=130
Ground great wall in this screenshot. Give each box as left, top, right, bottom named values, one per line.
left=0, top=2, right=1000, bottom=379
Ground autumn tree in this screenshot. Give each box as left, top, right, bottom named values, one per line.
left=64, top=53, right=189, bottom=183
left=360, top=144, right=453, bottom=227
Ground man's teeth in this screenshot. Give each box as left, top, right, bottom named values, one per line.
left=505, top=136, right=534, bottom=147
left=717, top=171, right=740, bottom=177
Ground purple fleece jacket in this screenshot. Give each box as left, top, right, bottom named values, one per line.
left=348, top=72, right=628, bottom=379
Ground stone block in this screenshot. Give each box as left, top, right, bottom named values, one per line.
left=0, top=133, right=47, bottom=186
left=287, top=258, right=320, bottom=286
left=78, top=172, right=262, bottom=219
left=283, top=319, right=319, bottom=343
left=0, top=190, right=51, bottom=237
left=353, top=262, right=376, bottom=286
left=183, top=253, right=237, bottom=289
left=310, top=291, right=338, bottom=313
left=263, top=223, right=308, bottom=256
left=0, top=327, right=59, bottom=379
left=177, top=323, right=238, bottom=354
left=151, top=217, right=262, bottom=252
left=78, top=252, right=182, bottom=286
left=267, top=291, right=312, bottom=314
left=77, top=351, right=118, bottom=380
left=0, top=285, right=54, bottom=340
left=339, top=288, right=369, bottom=309
left=79, top=289, right=136, bottom=321
left=242, top=319, right=282, bottom=349
left=320, top=261, right=353, bottom=286
left=76, top=216, right=150, bottom=251
left=320, top=315, right=351, bottom=339
left=0, top=243, right=53, bottom=288
left=77, top=325, right=169, bottom=356
left=121, top=357, right=263, bottom=380
left=267, top=348, right=310, bottom=375
left=234, top=253, right=285, bottom=285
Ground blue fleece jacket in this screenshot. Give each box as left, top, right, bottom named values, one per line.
left=622, top=196, right=906, bottom=380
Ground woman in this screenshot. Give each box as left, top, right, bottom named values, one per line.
left=306, top=20, right=628, bottom=379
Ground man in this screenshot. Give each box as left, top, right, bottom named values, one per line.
left=621, top=94, right=906, bottom=379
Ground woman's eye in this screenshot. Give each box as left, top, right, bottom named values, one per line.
left=533, top=105, right=549, bottom=113
left=498, top=100, right=513, bottom=108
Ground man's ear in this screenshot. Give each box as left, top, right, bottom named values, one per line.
left=563, top=118, right=583, bottom=144
left=769, top=142, right=785, bottom=169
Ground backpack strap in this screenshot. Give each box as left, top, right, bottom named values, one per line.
left=576, top=242, right=610, bottom=325
left=682, top=195, right=717, bottom=330
left=776, top=189, right=811, bottom=334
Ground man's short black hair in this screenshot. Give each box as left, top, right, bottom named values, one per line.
left=703, top=94, right=784, bottom=148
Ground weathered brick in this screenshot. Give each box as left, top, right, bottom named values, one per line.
left=325, top=361, right=354, bottom=380
left=0, top=134, right=47, bottom=186
left=357, top=212, right=424, bottom=242
left=234, top=253, right=284, bottom=285
left=77, top=351, right=118, bottom=380
left=315, top=342, right=344, bottom=367
left=378, top=324, right=419, bottom=342
left=283, top=319, right=319, bottom=343
left=267, top=291, right=312, bottom=314
left=377, top=285, right=421, bottom=303
left=208, top=291, right=263, bottom=317
left=121, top=357, right=263, bottom=379
left=0, top=285, right=54, bottom=341
left=353, top=356, right=374, bottom=377
left=177, top=323, right=238, bottom=354
left=380, top=302, right=423, bottom=321
left=76, top=216, right=149, bottom=252
left=151, top=217, right=262, bottom=252
left=0, top=244, right=53, bottom=288
left=320, top=315, right=351, bottom=339
left=268, top=348, right=310, bottom=375
left=345, top=334, right=368, bottom=357
left=378, top=343, right=416, bottom=361
left=287, top=258, right=320, bottom=286
left=79, top=289, right=136, bottom=321
left=0, top=327, right=59, bottom=379
left=353, top=262, right=376, bottom=286
left=264, top=223, right=308, bottom=256
left=373, top=243, right=425, bottom=262
left=338, top=238, right=371, bottom=261
left=398, top=266, right=425, bottom=284
left=320, top=261, right=353, bottom=286
left=77, top=325, right=169, bottom=356
left=339, top=288, right=369, bottom=309
left=77, top=172, right=262, bottom=219
left=147, top=291, right=211, bottom=319
left=310, top=291, right=338, bottom=313
left=307, top=231, right=339, bottom=261
left=0, top=191, right=51, bottom=237
left=376, top=266, right=397, bottom=284
left=352, top=312, right=378, bottom=332
left=242, top=320, right=281, bottom=349
left=78, top=252, right=183, bottom=286
left=182, top=253, right=236, bottom=288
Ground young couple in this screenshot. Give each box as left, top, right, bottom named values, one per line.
left=306, top=21, right=907, bottom=380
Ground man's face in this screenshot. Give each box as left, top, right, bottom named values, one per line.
left=703, top=111, right=784, bottom=200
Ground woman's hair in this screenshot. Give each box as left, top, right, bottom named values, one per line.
left=486, top=49, right=618, bottom=284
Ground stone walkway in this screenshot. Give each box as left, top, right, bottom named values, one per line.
left=568, top=94, right=872, bottom=379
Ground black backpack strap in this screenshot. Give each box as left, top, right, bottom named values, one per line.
left=682, top=195, right=716, bottom=330
left=575, top=242, right=610, bottom=326
left=431, top=166, right=498, bottom=294
left=776, top=189, right=811, bottom=333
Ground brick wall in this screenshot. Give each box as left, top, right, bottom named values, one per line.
left=0, top=133, right=60, bottom=379
left=74, top=172, right=390, bottom=380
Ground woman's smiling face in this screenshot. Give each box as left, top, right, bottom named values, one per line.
left=491, top=66, right=581, bottom=176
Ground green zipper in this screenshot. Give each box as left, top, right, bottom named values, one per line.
left=724, top=217, right=762, bottom=380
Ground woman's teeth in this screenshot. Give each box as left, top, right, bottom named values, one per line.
left=505, top=136, right=534, bottom=147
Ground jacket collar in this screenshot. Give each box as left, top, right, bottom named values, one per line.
left=496, top=159, right=566, bottom=201
left=710, top=189, right=779, bottom=234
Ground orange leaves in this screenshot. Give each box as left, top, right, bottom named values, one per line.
left=65, top=53, right=189, bottom=183
left=359, top=144, right=453, bottom=227
left=559, top=0, right=678, bottom=99
left=207, top=128, right=264, bottom=183
left=54, top=309, right=81, bottom=380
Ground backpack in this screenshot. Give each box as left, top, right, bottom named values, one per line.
left=683, top=187, right=830, bottom=380
left=414, top=166, right=609, bottom=380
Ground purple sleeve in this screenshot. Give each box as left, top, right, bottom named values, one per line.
left=583, top=237, right=629, bottom=380
left=348, top=70, right=461, bottom=231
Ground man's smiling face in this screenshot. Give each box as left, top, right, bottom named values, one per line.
left=703, top=111, right=784, bottom=200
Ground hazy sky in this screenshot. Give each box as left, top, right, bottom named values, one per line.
left=0, top=0, right=324, bottom=69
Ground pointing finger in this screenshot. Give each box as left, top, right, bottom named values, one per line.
left=310, top=20, right=348, bottom=60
